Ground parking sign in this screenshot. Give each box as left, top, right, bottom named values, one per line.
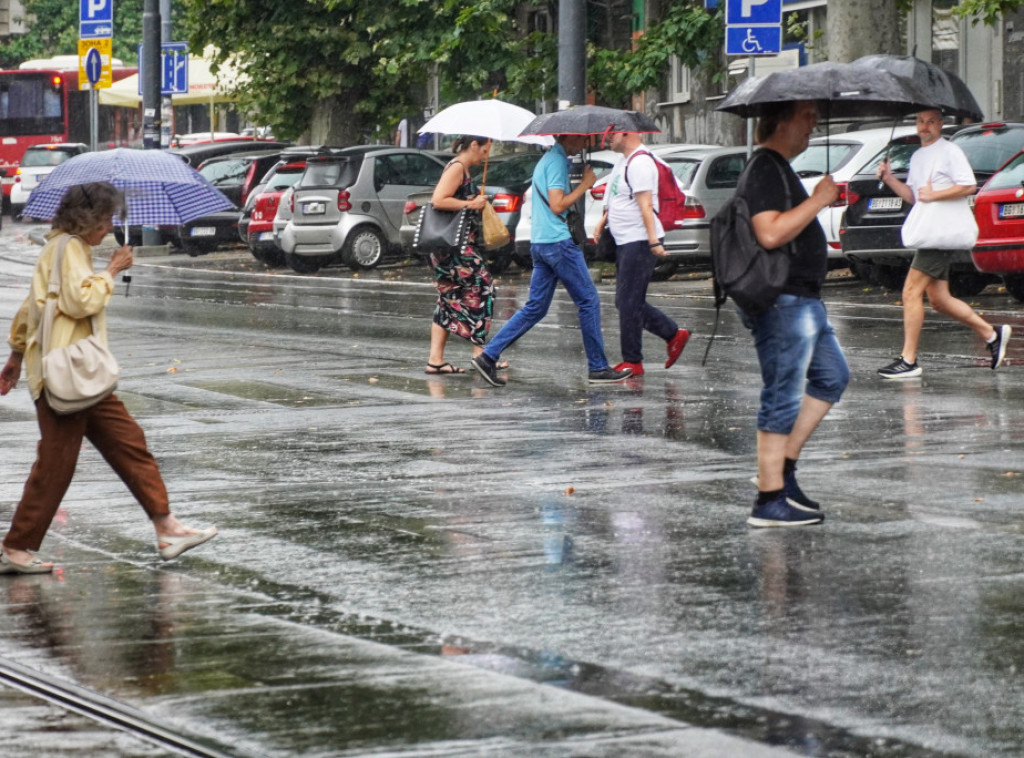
left=726, top=0, right=782, bottom=25
left=725, top=0, right=782, bottom=56
left=80, top=0, right=114, bottom=39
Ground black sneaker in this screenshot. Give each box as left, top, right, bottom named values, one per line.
left=988, top=324, right=1011, bottom=369
left=471, top=354, right=506, bottom=387
left=784, top=470, right=820, bottom=512
left=878, top=357, right=922, bottom=379
left=588, top=366, right=632, bottom=384
left=747, top=494, right=824, bottom=528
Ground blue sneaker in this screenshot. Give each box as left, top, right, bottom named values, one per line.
left=747, top=494, right=824, bottom=528
left=784, top=470, right=820, bottom=513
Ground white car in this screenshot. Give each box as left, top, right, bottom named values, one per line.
left=10, top=143, right=88, bottom=219
left=789, top=125, right=915, bottom=262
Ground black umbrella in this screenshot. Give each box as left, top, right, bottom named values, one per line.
left=716, top=60, right=937, bottom=120
left=519, top=105, right=660, bottom=137
left=853, top=54, right=983, bottom=122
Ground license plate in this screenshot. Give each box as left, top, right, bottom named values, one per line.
left=999, top=202, right=1024, bottom=218
left=868, top=196, right=902, bottom=211
left=303, top=201, right=325, bottom=215
left=258, top=231, right=275, bottom=241
left=190, top=226, right=216, bottom=237
left=1, top=177, right=12, bottom=185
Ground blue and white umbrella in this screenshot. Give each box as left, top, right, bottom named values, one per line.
left=22, top=148, right=234, bottom=225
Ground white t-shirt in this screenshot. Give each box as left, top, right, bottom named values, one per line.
left=605, top=147, right=663, bottom=244
left=906, top=137, right=975, bottom=197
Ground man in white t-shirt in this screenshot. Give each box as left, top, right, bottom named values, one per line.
left=876, top=108, right=1010, bottom=379
left=594, top=130, right=690, bottom=377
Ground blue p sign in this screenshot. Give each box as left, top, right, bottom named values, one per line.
left=80, top=0, right=113, bottom=38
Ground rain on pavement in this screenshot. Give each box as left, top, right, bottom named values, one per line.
left=0, top=224, right=1022, bottom=757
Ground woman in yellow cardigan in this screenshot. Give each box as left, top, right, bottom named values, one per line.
left=0, top=182, right=216, bottom=574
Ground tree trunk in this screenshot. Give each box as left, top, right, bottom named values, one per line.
left=828, top=0, right=901, bottom=61
left=308, top=95, right=363, bottom=146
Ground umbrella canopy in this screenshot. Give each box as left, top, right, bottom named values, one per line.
left=716, top=61, right=938, bottom=120
left=419, top=100, right=551, bottom=145
left=853, top=54, right=983, bottom=122
left=23, top=148, right=234, bottom=225
left=519, top=105, right=660, bottom=137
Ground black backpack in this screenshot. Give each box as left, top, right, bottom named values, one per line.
left=702, top=151, right=794, bottom=364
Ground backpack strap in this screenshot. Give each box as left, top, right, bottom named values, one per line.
left=622, top=149, right=656, bottom=204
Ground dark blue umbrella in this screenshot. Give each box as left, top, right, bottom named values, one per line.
left=854, top=54, right=983, bottom=122
left=519, top=105, right=660, bottom=137
left=23, top=148, right=234, bottom=225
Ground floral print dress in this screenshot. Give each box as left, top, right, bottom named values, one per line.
left=430, top=163, right=495, bottom=346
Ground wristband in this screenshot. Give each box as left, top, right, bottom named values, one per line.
left=649, top=242, right=663, bottom=249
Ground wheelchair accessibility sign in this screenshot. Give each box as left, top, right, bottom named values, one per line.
left=725, top=0, right=782, bottom=56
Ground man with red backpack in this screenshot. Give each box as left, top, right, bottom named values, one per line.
left=594, top=128, right=690, bottom=377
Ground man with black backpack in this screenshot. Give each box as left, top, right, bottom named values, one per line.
left=729, top=100, right=848, bottom=528
left=594, top=129, right=691, bottom=377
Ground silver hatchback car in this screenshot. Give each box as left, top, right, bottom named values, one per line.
left=279, top=146, right=446, bottom=273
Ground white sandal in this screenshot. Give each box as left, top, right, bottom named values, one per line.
left=157, top=526, right=218, bottom=560
left=0, top=551, right=54, bottom=574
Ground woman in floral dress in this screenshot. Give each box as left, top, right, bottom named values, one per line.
left=425, top=135, right=504, bottom=374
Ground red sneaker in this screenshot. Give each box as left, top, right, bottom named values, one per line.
left=614, top=361, right=644, bottom=376
left=665, top=328, right=691, bottom=369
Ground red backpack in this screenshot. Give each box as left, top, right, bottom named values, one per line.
left=624, top=150, right=687, bottom=231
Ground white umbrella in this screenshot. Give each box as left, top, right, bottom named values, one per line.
left=419, top=100, right=553, bottom=146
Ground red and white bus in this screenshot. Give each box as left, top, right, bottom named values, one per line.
left=1, top=56, right=138, bottom=207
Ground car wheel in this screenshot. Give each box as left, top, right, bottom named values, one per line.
left=875, top=264, right=907, bottom=291
left=486, top=244, right=514, bottom=275
left=285, top=252, right=322, bottom=274
left=948, top=272, right=990, bottom=298
left=512, top=250, right=533, bottom=270
left=1002, top=274, right=1024, bottom=302
left=846, top=257, right=876, bottom=282
left=181, top=240, right=213, bottom=257
left=261, top=246, right=286, bottom=268
left=10, top=204, right=25, bottom=221
left=651, top=261, right=679, bottom=282
left=342, top=226, right=385, bottom=270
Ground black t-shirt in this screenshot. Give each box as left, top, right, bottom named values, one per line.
left=741, top=148, right=827, bottom=299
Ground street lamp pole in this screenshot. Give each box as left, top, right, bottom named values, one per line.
left=142, top=0, right=162, bottom=246
left=557, top=0, right=586, bottom=109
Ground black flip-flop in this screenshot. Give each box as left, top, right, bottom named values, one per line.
left=425, top=362, right=465, bottom=375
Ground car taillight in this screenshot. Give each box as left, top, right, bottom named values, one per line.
left=289, top=194, right=295, bottom=213
left=403, top=199, right=419, bottom=215
left=681, top=194, right=705, bottom=219
left=338, top=190, right=352, bottom=212
left=831, top=182, right=859, bottom=208
left=590, top=185, right=605, bottom=201
left=491, top=193, right=521, bottom=213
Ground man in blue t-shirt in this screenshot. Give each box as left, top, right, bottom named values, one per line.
left=471, top=135, right=631, bottom=387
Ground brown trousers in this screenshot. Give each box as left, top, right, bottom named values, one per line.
left=3, top=393, right=170, bottom=552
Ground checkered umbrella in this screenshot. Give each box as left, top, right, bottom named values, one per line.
left=22, top=148, right=234, bottom=225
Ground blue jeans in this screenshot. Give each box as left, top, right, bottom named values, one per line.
left=483, top=239, right=610, bottom=372
left=740, top=295, right=849, bottom=434
left=615, top=239, right=678, bottom=362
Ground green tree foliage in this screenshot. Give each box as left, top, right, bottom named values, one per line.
left=589, top=0, right=723, bottom=106
left=179, top=0, right=544, bottom=141
left=954, top=0, right=1024, bottom=25
left=0, top=0, right=144, bottom=68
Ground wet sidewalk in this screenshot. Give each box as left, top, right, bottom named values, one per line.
left=0, top=242, right=1022, bottom=756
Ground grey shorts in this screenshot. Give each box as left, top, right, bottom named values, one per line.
left=910, top=248, right=960, bottom=281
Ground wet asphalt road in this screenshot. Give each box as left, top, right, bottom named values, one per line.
left=0, top=228, right=1022, bottom=757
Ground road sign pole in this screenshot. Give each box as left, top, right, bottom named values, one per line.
left=90, top=89, right=98, bottom=152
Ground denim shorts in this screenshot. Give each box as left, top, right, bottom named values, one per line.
left=740, top=295, right=849, bottom=434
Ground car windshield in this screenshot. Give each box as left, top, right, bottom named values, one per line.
left=200, top=159, right=250, bottom=186
left=264, top=164, right=305, bottom=192
left=953, top=127, right=1024, bottom=177
left=470, top=154, right=541, bottom=185
left=790, top=143, right=861, bottom=177
left=661, top=156, right=702, bottom=189
left=860, top=139, right=922, bottom=175
left=22, top=148, right=78, bottom=167
left=300, top=158, right=359, bottom=188
left=983, top=152, right=1024, bottom=191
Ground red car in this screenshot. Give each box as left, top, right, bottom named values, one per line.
left=972, top=149, right=1024, bottom=301
left=242, top=159, right=309, bottom=266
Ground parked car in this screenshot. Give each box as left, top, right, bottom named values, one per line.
left=242, top=157, right=311, bottom=266
left=176, top=150, right=288, bottom=256
left=971, top=149, right=1024, bottom=301
left=790, top=126, right=916, bottom=263
left=11, top=143, right=89, bottom=219
left=168, top=139, right=292, bottom=167
left=840, top=122, right=1024, bottom=294
left=399, top=151, right=543, bottom=274
left=280, top=147, right=447, bottom=273
left=512, top=149, right=619, bottom=269
left=582, top=144, right=747, bottom=281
